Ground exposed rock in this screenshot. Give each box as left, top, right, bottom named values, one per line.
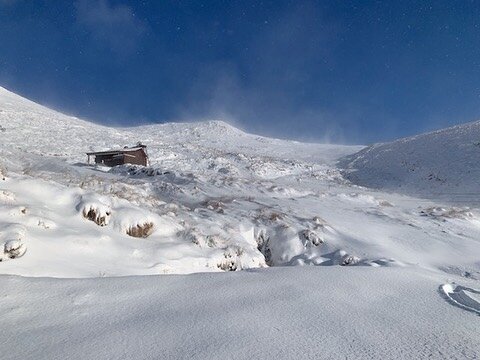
left=341, top=254, right=360, bottom=266
left=312, top=216, right=327, bottom=225
left=255, top=228, right=272, bottom=265
left=217, top=246, right=244, bottom=271
left=300, top=229, right=324, bottom=246
left=419, top=206, right=473, bottom=220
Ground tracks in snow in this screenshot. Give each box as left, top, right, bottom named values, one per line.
left=440, top=283, right=480, bottom=315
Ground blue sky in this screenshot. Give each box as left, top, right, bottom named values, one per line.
left=1, top=0, right=480, bottom=143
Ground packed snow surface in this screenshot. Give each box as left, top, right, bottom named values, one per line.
left=1, top=267, right=479, bottom=360
left=0, top=86, right=479, bottom=359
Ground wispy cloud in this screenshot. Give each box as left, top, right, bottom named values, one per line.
left=179, top=2, right=344, bottom=143
left=75, top=0, right=146, bottom=54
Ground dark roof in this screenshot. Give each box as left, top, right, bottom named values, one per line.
left=86, top=146, right=146, bottom=156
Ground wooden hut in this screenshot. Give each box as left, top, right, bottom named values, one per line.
left=86, top=144, right=148, bottom=167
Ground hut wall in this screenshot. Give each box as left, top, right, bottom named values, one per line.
left=123, top=149, right=147, bottom=166
left=93, top=149, right=147, bottom=167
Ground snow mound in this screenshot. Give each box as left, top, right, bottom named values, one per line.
left=0, top=223, right=27, bottom=261
left=78, top=195, right=112, bottom=226
left=111, top=207, right=158, bottom=238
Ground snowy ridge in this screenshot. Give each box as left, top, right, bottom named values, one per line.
left=340, top=120, right=480, bottom=201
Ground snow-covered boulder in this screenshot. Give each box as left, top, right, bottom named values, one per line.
left=1, top=224, right=27, bottom=261
left=4, top=239, right=26, bottom=259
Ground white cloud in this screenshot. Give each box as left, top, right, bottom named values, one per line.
left=75, top=0, right=146, bottom=53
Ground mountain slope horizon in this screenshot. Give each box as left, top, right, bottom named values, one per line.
left=3, top=84, right=480, bottom=202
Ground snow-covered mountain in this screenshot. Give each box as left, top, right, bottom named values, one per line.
left=341, top=120, right=480, bottom=202
left=0, top=85, right=479, bottom=277
left=0, top=86, right=366, bottom=276
left=0, top=86, right=479, bottom=359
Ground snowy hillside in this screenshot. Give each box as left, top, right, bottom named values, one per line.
left=0, top=85, right=479, bottom=277
left=341, top=120, right=480, bottom=202
left=0, top=86, right=479, bottom=359
left=0, top=86, right=368, bottom=275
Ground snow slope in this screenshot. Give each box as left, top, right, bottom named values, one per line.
left=0, top=86, right=479, bottom=359
left=0, top=85, right=479, bottom=277
left=0, top=86, right=369, bottom=275
left=340, top=120, right=480, bottom=202
left=1, top=266, right=479, bottom=360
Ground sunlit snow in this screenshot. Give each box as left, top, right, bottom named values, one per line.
left=0, top=86, right=478, bottom=359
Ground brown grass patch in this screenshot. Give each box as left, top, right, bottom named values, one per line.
left=82, top=207, right=110, bottom=226
left=126, top=222, right=154, bottom=238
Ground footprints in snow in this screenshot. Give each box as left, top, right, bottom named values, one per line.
left=440, top=284, right=480, bottom=315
